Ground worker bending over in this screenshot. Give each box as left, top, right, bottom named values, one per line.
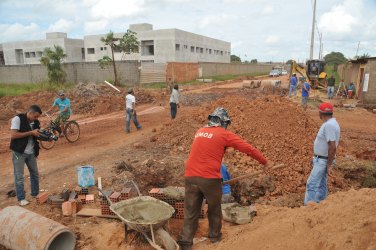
left=178, top=107, right=273, bottom=250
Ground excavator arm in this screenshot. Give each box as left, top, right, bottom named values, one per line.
left=290, top=60, right=309, bottom=80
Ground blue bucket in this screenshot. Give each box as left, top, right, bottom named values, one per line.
left=77, top=165, right=95, bottom=187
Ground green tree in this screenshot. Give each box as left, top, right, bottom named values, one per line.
left=250, top=59, right=258, bottom=64
left=40, top=45, right=67, bottom=84
left=231, top=54, right=241, bottom=63
left=324, top=52, right=348, bottom=66
left=98, top=55, right=113, bottom=69
left=100, top=30, right=139, bottom=86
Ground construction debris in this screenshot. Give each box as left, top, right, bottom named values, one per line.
left=222, top=203, right=257, bottom=225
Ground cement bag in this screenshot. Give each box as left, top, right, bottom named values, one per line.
left=77, top=165, right=95, bottom=187
left=222, top=203, right=257, bottom=225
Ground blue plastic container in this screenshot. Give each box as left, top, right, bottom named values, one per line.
left=77, top=165, right=95, bottom=187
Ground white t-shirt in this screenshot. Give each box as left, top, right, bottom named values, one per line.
left=11, top=116, right=35, bottom=154
left=313, top=118, right=340, bottom=157
left=126, top=94, right=136, bottom=110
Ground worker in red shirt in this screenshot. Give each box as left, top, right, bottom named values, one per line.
left=178, top=107, right=273, bottom=250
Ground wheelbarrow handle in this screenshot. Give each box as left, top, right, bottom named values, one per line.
left=97, top=187, right=114, bottom=206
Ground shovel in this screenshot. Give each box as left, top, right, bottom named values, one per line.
left=223, top=164, right=285, bottom=185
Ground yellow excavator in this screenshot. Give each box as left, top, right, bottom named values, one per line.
left=290, top=60, right=327, bottom=88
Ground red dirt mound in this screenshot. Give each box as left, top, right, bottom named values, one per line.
left=156, top=96, right=346, bottom=202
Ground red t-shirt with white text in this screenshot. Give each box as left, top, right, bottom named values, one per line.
left=185, top=126, right=268, bottom=178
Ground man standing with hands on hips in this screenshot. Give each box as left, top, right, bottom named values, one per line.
left=304, top=102, right=340, bottom=205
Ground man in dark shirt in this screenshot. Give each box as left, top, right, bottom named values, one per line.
left=327, top=76, right=335, bottom=99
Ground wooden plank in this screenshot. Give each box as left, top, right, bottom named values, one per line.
left=76, top=208, right=119, bottom=219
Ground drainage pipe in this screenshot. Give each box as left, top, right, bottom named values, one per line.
left=0, top=206, right=76, bottom=250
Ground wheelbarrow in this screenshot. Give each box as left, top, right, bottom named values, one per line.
left=98, top=181, right=179, bottom=250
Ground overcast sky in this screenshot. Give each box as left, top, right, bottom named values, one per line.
left=0, top=0, right=375, bottom=62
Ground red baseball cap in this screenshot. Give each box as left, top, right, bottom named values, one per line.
left=319, top=102, right=334, bottom=113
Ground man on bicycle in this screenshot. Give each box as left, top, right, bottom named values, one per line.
left=46, top=90, right=71, bottom=136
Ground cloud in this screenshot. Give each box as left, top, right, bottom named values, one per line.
left=231, top=41, right=243, bottom=49
left=47, top=19, right=74, bottom=32
left=261, top=5, right=274, bottom=15
left=86, top=0, right=146, bottom=20
left=84, top=20, right=109, bottom=34
left=0, top=23, right=43, bottom=42
left=318, top=5, right=358, bottom=35
left=199, top=14, right=237, bottom=29
left=265, top=35, right=279, bottom=45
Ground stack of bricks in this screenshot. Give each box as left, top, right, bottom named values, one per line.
left=100, top=190, right=115, bottom=216
left=81, top=187, right=89, bottom=195
left=174, top=201, right=185, bottom=219
left=150, top=187, right=207, bottom=219
left=120, top=188, right=132, bottom=200
left=36, top=192, right=49, bottom=205
left=48, top=195, right=64, bottom=209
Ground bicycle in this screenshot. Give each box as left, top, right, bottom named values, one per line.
left=40, top=113, right=80, bottom=150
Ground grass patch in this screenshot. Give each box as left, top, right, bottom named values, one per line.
left=210, top=72, right=268, bottom=82
left=0, top=82, right=75, bottom=97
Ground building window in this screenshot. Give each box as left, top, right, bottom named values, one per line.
left=175, top=44, right=180, bottom=51
left=184, top=45, right=188, bottom=49
left=200, top=48, right=203, bottom=54
left=30, top=52, right=36, bottom=58
left=36, top=51, right=43, bottom=57
left=141, top=40, right=154, bottom=56
left=209, top=49, right=212, bottom=54
left=25, top=52, right=30, bottom=58
left=100, top=47, right=107, bottom=51
left=87, top=48, right=95, bottom=54
left=81, top=48, right=85, bottom=60
left=191, top=46, right=194, bottom=53
left=221, top=51, right=223, bottom=55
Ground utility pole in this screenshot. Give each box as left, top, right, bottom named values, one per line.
left=309, top=0, right=316, bottom=60
left=318, top=32, right=323, bottom=59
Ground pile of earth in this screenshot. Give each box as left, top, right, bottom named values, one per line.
left=155, top=96, right=348, bottom=203
left=0, top=83, right=159, bottom=122
left=205, top=188, right=376, bottom=250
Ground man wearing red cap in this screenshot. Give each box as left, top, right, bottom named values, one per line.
left=304, top=102, right=340, bottom=205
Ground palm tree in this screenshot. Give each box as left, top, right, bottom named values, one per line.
left=101, top=31, right=120, bottom=85
left=40, top=45, right=67, bottom=84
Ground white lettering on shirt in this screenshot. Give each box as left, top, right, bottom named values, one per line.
left=195, top=132, right=214, bottom=139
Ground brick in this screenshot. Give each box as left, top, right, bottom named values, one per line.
left=78, top=194, right=86, bottom=204
left=81, top=188, right=89, bottom=195
left=149, top=188, right=160, bottom=194
left=109, top=192, right=121, bottom=203
left=62, top=201, right=73, bottom=216
left=85, top=194, right=95, bottom=203
left=36, top=192, right=49, bottom=205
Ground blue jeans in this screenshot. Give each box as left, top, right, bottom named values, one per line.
left=327, top=86, right=335, bottom=99
left=304, top=157, right=328, bottom=205
left=289, top=85, right=297, bottom=97
left=12, top=151, right=39, bottom=201
left=170, top=102, right=177, bottom=119
left=126, top=108, right=141, bottom=132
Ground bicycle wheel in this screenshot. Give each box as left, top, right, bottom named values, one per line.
left=40, top=129, right=59, bottom=150
left=64, top=121, right=80, bottom=143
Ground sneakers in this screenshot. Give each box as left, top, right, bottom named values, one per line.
left=19, top=199, right=30, bottom=206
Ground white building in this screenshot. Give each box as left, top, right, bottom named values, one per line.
left=0, top=32, right=84, bottom=65
left=0, top=23, right=231, bottom=65
left=84, top=23, right=231, bottom=63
